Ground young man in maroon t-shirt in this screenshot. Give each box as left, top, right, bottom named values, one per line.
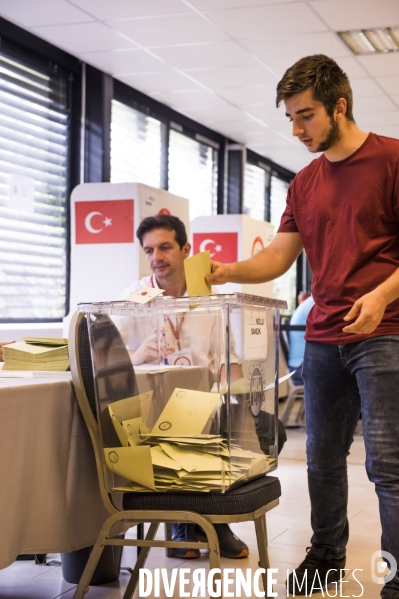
left=208, top=55, right=399, bottom=599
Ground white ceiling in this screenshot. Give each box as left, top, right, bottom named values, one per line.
left=1, top=0, right=399, bottom=173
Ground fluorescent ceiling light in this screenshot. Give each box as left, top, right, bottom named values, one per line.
left=338, top=27, right=399, bottom=55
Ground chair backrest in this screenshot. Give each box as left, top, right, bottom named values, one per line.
left=69, top=310, right=138, bottom=514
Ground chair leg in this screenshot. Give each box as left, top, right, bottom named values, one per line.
left=198, top=520, right=222, bottom=599
left=122, top=522, right=159, bottom=599
left=72, top=529, right=109, bottom=599
left=280, top=391, right=298, bottom=426
left=164, top=522, right=173, bottom=557
left=254, top=514, right=272, bottom=598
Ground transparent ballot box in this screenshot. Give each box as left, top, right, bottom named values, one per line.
left=78, top=293, right=287, bottom=493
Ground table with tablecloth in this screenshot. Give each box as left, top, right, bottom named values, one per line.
left=0, top=367, right=212, bottom=570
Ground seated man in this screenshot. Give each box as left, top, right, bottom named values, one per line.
left=119, top=214, right=250, bottom=559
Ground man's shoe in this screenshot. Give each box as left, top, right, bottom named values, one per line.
left=382, top=587, right=399, bottom=599
left=286, top=546, right=346, bottom=595
left=171, top=523, right=200, bottom=559
left=196, top=523, right=249, bottom=558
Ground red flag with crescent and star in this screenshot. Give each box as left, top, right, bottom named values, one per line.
left=75, top=200, right=134, bottom=244
left=193, top=232, right=238, bottom=263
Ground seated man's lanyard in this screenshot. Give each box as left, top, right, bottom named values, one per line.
left=150, top=274, right=186, bottom=352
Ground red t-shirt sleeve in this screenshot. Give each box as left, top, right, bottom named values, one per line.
left=277, top=182, right=299, bottom=233
left=393, top=159, right=399, bottom=221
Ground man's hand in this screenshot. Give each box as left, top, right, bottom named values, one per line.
left=129, top=333, right=159, bottom=365
left=342, top=290, right=388, bottom=335
left=206, top=260, right=232, bottom=285
left=0, top=340, right=15, bottom=362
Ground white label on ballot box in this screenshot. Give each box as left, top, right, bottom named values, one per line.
left=244, top=307, right=267, bottom=360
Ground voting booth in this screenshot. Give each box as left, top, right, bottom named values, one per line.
left=78, top=292, right=287, bottom=493
left=66, top=182, right=189, bottom=330
left=190, top=214, right=275, bottom=298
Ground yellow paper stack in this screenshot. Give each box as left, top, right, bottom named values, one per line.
left=2, top=337, right=69, bottom=371
left=104, top=387, right=273, bottom=493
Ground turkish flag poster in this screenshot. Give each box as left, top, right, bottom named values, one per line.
left=193, top=232, right=238, bottom=263
left=75, top=200, right=134, bottom=244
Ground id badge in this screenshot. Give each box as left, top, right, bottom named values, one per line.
left=167, top=348, right=193, bottom=366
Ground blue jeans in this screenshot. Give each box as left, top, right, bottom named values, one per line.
left=303, top=336, right=399, bottom=590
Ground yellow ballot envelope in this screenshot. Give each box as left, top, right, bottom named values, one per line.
left=150, top=388, right=220, bottom=436
left=184, top=251, right=212, bottom=296
left=104, top=446, right=156, bottom=490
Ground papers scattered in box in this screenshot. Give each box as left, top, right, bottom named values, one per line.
left=104, top=386, right=274, bottom=492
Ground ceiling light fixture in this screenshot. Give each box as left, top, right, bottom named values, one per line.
left=338, top=26, right=399, bottom=55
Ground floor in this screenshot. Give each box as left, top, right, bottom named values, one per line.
left=0, top=422, right=385, bottom=599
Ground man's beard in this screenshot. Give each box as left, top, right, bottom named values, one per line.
left=314, top=116, right=341, bottom=153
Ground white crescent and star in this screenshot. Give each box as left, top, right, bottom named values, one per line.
left=84, top=211, right=113, bottom=234
left=199, top=239, right=222, bottom=256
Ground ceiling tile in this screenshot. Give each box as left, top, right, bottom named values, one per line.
left=358, top=54, right=399, bottom=78
left=78, top=49, right=170, bottom=75
left=184, top=64, right=278, bottom=89
left=215, top=119, right=269, bottom=138
left=151, top=89, right=229, bottom=109
left=356, top=111, right=399, bottom=129
left=117, top=71, right=202, bottom=93
left=375, top=76, right=399, bottom=96
left=215, top=84, right=276, bottom=105
left=184, top=105, right=248, bottom=123
left=310, top=0, right=399, bottom=31
left=0, top=0, right=93, bottom=28
left=354, top=94, right=397, bottom=113
left=241, top=32, right=350, bottom=65
left=204, top=3, right=328, bottom=39
left=68, top=0, right=188, bottom=20
left=190, top=0, right=297, bottom=8
left=106, top=14, right=228, bottom=46
left=151, top=41, right=256, bottom=69
left=31, top=22, right=133, bottom=53
left=351, top=78, right=384, bottom=97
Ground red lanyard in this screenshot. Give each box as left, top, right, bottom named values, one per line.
left=165, top=315, right=186, bottom=351
left=151, top=274, right=185, bottom=351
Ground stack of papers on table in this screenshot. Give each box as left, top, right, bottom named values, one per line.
left=2, top=338, right=69, bottom=371
left=104, top=387, right=273, bottom=492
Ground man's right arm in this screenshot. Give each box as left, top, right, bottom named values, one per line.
left=207, top=232, right=303, bottom=285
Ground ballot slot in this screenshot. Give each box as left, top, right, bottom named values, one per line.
left=81, top=293, right=286, bottom=493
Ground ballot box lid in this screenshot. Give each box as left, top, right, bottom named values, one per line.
left=78, top=292, right=287, bottom=315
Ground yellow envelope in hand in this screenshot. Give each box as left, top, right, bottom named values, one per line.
left=184, top=251, right=211, bottom=296
left=104, top=446, right=155, bottom=490
left=151, top=388, right=220, bottom=436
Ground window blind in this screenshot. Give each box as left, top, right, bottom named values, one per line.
left=270, top=174, right=297, bottom=313
left=110, top=100, right=162, bottom=188
left=168, top=129, right=218, bottom=221
left=243, top=162, right=270, bottom=221
left=0, top=51, right=69, bottom=321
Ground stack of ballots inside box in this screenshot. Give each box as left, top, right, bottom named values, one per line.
left=103, top=386, right=274, bottom=493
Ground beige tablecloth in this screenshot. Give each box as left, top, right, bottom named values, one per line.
left=0, top=375, right=110, bottom=569
left=0, top=367, right=213, bottom=570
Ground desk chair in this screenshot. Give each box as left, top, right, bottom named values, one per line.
left=279, top=320, right=305, bottom=427
left=69, top=311, right=281, bottom=599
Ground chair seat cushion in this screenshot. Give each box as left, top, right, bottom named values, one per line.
left=122, top=475, right=280, bottom=515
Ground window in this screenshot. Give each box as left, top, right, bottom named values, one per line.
left=110, top=100, right=162, bottom=187
left=0, top=49, right=69, bottom=321
left=270, top=174, right=297, bottom=313
left=168, top=129, right=218, bottom=221
left=243, top=162, right=270, bottom=221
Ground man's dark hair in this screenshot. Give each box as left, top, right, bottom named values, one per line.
left=136, top=215, right=187, bottom=249
left=276, top=54, right=355, bottom=123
